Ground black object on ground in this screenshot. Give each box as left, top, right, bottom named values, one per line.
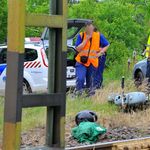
left=75, top=110, right=98, bottom=125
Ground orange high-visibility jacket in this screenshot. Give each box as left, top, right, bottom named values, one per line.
left=75, top=32, right=100, bottom=67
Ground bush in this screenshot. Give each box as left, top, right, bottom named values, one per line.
left=0, top=0, right=8, bottom=43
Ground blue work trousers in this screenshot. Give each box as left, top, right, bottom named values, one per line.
left=75, top=62, right=96, bottom=96
left=93, top=56, right=106, bottom=89
left=146, top=59, right=150, bottom=93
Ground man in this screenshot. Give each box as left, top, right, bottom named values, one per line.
left=75, top=22, right=109, bottom=96
left=146, top=38, right=150, bottom=96
left=144, top=36, right=150, bottom=57
left=146, top=19, right=150, bottom=95
left=93, top=27, right=109, bottom=89
left=146, top=46, right=150, bottom=77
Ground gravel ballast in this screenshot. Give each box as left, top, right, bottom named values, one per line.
left=18, top=125, right=150, bottom=148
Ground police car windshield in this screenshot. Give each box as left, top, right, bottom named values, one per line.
left=0, top=48, right=38, bottom=64
left=0, top=49, right=7, bottom=64
left=44, top=27, right=78, bottom=40
left=67, top=27, right=78, bottom=38
left=45, top=29, right=49, bottom=40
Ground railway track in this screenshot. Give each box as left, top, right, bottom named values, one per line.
left=66, top=137, right=150, bottom=150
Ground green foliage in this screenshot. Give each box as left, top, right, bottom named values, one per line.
left=118, top=0, right=150, bottom=23
left=68, top=0, right=148, bottom=80
left=68, top=0, right=145, bottom=66
left=0, top=0, right=8, bottom=43
left=26, top=0, right=49, bottom=37
left=110, top=0, right=150, bottom=43
left=26, top=0, right=49, bottom=14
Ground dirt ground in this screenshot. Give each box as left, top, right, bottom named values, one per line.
left=20, top=111, right=150, bottom=148
left=0, top=113, right=150, bottom=149
left=20, top=117, right=76, bottom=148
left=2, top=114, right=149, bottom=149
left=0, top=117, right=76, bottom=149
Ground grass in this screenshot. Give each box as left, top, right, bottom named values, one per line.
left=21, top=107, right=46, bottom=131
left=0, top=97, right=4, bottom=137
left=65, top=78, right=139, bottom=131
left=0, top=78, right=150, bottom=139
left=0, top=100, right=45, bottom=137
left=0, top=56, right=149, bottom=138
left=0, top=99, right=47, bottom=137
left=66, top=95, right=118, bottom=118
left=65, top=78, right=150, bottom=133
left=0, top=79, right=135, bottom=137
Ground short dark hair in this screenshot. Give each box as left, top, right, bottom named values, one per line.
left=85, top=21, right=93, bottom=26
left=94, top=26, right=98, bottom=32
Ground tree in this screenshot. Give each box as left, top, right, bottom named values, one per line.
left=108, top=0, right=150, bottom=48
left=68, top=0, right=145, bottom=66
left=0, top=0, right=8, bottom=43
left=26, top=0, right=49, bottom=14
left=26, top=0, right=49, bottom=37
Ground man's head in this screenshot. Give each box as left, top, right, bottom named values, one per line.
left=85, top=22, right=94, bottom=35
left=94, top=26, right=98, bottom=32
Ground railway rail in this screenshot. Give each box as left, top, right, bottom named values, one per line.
left=66, top=137, right=150, bottom=150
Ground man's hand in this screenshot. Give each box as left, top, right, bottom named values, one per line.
left=86, top=34, right=92, bottom=41
left=99, top=47, right=102, bottom=51
left=95, top=52, right=102, bottom=58
left=76, top=34, right=92, bottom=52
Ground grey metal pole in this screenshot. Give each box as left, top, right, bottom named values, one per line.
left=52, top=0, right=63, bottom=145
left=121, top=77, right=124, bottom=113
left=46, top=0, right=56, bottom=146
left=53, top=0, right=67, bottom=147
left=128, top=57, right=131, bottom=72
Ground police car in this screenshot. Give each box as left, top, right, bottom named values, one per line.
left=0, top=44, right=49, bottom=95
left=0, top=19, right=92, bottom=95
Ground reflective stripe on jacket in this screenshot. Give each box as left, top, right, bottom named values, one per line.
left=75, top=32, right=100, bottom=67
left=146, top=36, right=150, bottom=57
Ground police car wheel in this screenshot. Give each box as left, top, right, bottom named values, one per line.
left=23, top=80, right=32, bottom=94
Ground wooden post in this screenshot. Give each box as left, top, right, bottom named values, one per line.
left=2, top=0, right=26, bottom=149
left=128, top=57, right=131, bottom=72
left=133, top=51, right=136, bottom=65
left=3, top=0, right=68, bottom=149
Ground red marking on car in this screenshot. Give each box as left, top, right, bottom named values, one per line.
left=24, top=62, right=28, bottom=68
left=38, top=65, right=41, bottom=68
left=26, top=62, right=32, bottom=68
left=29, top=38, right=41, bottom=41
left=30, top=61, right=37, bottom=68
left=40, top=48, right=48, bottom=67
left=34, top=62, right=40, bottom=68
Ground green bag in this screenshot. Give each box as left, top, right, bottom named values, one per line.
left=71, top=122, right=106, bottom=143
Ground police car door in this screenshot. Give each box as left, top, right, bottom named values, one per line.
left=0, top=48, right=7, bottom=95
